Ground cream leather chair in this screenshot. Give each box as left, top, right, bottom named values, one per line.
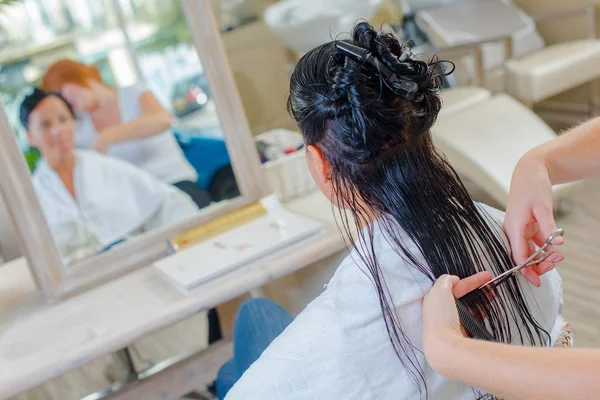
left=435, top=86, right=571, bottom=210
left=416, top=0, right=600, bottom=110
left=505, top=35, right=600, bottom=106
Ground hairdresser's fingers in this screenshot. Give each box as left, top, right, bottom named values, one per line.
left=453, top=271, right=493, bottom=298
left=505, top=220, right=537, bottom=266
left=523, top=251, right=564, bottom=284
left=503, top=220, right=528, bottom=264
left=527, top=236, right=536, bottom=259
left=508, top=233, right=530, bottom=266
left=532, top=204, right=562, bottom=247
left=533, top=261, right=554, bottom=276
left=532, top=233, right=564, bottom=252
left=423, top=275, right=459, bottom=313
left=422, top=276, right=465, bottom=368
left=523, top=252, right=564, bottom=285
left=92, top=137, right=109, bottom=154
left=521, top=267, right=542, bottom=287
left=530, top=252, right=564, bottom=276
left=519, top=237, right=542, bottom=287
left=423, top=275, right=462, bottom=333
left=523, top=223, right=564, bottom=283
left=60, top=86, right=78, bottom=109
left=423, top=275, right=457, bottom=321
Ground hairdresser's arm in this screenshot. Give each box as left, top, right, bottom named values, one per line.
left=534, top=116, right=600, bottom=184
left=505, top=116, right=600, bottom=285
left=93, top=92, right=173, bottom=152
left=423, top=276, right=600, bottom=400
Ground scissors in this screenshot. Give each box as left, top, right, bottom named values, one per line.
left=479, top=228, right=565, bottom=290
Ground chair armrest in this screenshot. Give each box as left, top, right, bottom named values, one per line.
left=531, top=5, right=597, bottom=39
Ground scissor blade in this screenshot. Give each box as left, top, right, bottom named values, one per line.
left=478, top=250, right=553, bottom=289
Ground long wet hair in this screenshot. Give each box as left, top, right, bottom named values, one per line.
left=288, top=22, right=548, bottom=397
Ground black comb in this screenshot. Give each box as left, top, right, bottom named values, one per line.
left=455, top=297, right=495, bottom=341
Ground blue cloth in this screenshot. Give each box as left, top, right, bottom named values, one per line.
left=216, top=298, right=293, bottom=399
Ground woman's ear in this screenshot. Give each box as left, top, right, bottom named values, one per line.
left=306, top=144, right=332, bottom=187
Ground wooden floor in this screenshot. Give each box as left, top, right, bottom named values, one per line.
left=553, top=177, right=600, bottom=347
left=11, top=178, right=600, bottom=400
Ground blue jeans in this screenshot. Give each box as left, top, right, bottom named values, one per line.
left=216, top=298, right=293, bottom=399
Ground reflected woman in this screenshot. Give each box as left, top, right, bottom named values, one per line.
left=20, top=88, right=200, bottom=264
left=41, top=59, right=212, bottom=209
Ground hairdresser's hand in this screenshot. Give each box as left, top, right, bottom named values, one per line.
left=422, top=273, right=492, bottom=369
left=92, top=132, right=112, bottom=154
left=504, top=151, right=564, bottom=287
left=422, top=273, right=493, bottom=338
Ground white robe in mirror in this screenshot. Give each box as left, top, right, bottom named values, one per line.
left=31, top=150, right=199, bottom=263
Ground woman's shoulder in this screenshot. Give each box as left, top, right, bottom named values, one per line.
left=475, top=202, right=505, bottom=224
left=118, top=82, right=149, bottom=101
left=117, top=82, right=155, bottom=121
left=76, top=150, right=164, bottom=185
left=327, top=228, right=432, bottom=313
left=77, top=149, right=121, bottom=166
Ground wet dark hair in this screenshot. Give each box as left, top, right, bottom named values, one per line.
left=19, top=88, right=75, bottom=130
left=288, top=22, right=548, bottom=397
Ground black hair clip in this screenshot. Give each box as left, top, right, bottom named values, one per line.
left=335, top=40, right=419, bottom=99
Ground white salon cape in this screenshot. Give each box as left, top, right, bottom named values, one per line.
left=32, top=150, right=199, bottom=263
left=225, top=204, right=564, bottom=400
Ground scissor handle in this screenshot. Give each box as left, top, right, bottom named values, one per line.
left=479, top=228, right=564, bottom=290
left=517, top=229, right=564, bottom=268
left=542, top=228, right=565, bottom=248
left=524, top=250, right=552, bottom=266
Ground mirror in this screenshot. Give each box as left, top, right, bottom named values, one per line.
left=0, top=0, right=267, bottom=302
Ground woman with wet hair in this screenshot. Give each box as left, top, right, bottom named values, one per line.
left=221, top=22, right=563, bottom=399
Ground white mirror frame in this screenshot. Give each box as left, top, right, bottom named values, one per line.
left=0, top=0, right=269, bottom=303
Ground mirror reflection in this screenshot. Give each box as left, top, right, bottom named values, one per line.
left=1, top=0, right=242, bottom=265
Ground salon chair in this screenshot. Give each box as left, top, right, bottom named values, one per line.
left=435, top=87, right=572, bottom=210
left=415, top=0, right=600, bottom=114
left=420, top=38, right=572, bottom=211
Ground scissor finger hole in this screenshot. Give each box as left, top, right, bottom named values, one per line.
left=533, top=251, right=552, bottom=264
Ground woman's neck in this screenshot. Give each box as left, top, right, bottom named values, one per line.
left=48, top=153, right=76, bottom=177
left=351, top=197, right=381, bottom=230
left=49, top=153, right=77, bottom=198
